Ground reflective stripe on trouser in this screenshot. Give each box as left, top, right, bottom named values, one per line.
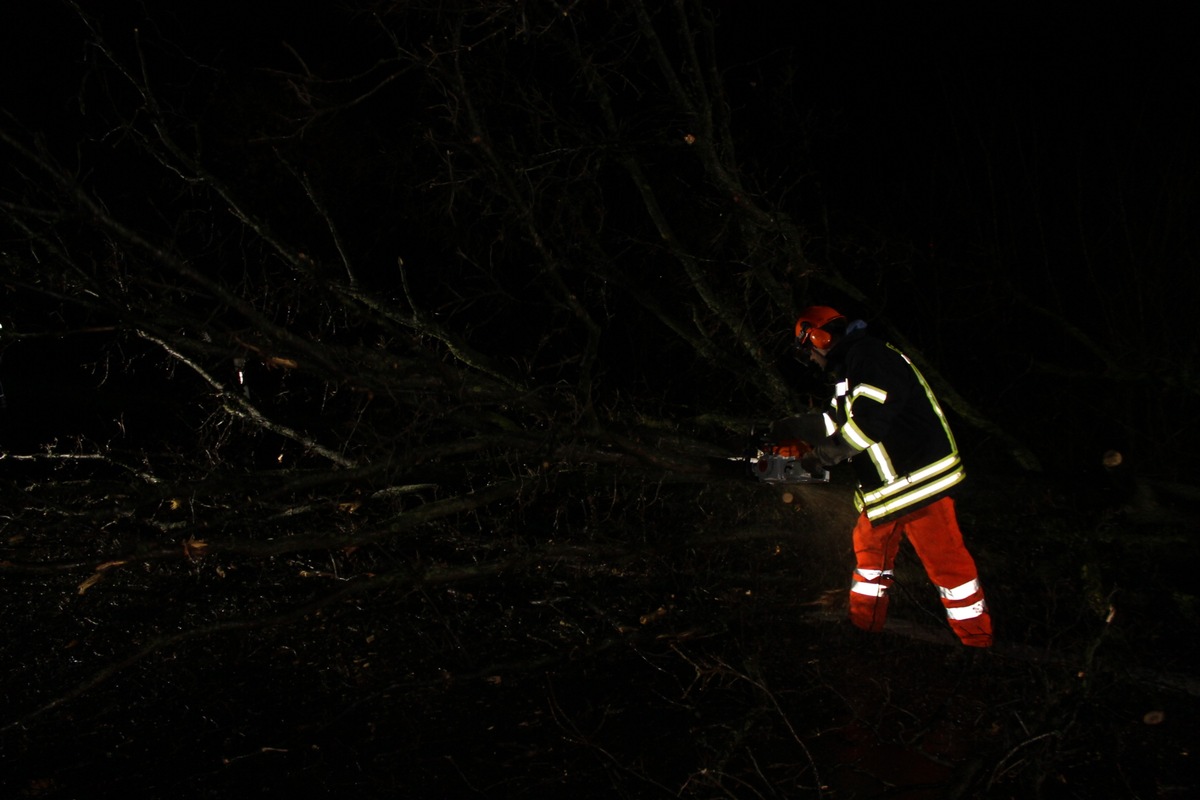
left=849, top=568, right=894, bottom=632
left=849, top=496, right=992, bottom=647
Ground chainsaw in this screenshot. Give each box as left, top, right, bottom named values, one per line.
left=743, top=434, right=830, bottom=484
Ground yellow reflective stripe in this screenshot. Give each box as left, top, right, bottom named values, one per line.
left=841, top=419, right=875, bottom=450
left=866, top=442, right=898, bottom=483
left=843, top=385, right=884, bottom=442
left=860, top=453, right=961, bottom=503
left=851, top=581, right=887, bottom=598
left=864, top=467, right=965, bottom=520
left=938, top=579, right=981, bottom=602
left=852, top=383, right=887, bottom=404
left=945, top=600, right=986, bottom=621
left=890, top=343, right=959, bottom=452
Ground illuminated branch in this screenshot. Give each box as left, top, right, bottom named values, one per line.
left=136, top=330, right=357, bottom=468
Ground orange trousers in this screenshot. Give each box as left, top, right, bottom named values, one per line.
left=849, top=496, right=992, bottom=647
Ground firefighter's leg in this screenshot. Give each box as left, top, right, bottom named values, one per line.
left=848, top=512, right=902, bottom=633
left=904, top=497, right=993, bottom=647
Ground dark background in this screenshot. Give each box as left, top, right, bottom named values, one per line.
left=2, top=3, right=1198, bottom=798
left=3, top=3, right=1196, bottom=474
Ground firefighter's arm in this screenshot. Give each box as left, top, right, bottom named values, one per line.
left=802, top=435, right=859, bottom=471
left=769, top=413, right=827, bottom=443
left=843, top=351, right=909, bottom=445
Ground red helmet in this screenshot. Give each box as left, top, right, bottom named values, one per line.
left=794, top=306, right=846, bottom=351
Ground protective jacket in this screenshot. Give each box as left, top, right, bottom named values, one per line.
left=818, top=329, right=964, bottom=525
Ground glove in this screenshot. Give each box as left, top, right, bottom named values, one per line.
left=803, top=436, right=858, bottom=473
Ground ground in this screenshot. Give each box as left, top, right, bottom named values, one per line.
left=2, top=468, right=1198, bottom=799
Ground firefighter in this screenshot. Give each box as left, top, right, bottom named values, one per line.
left=785, top=306, right=993, bottom=648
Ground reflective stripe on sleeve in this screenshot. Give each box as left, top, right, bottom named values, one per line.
left=851, top=383, right=888, bottom=404
left=841, top=420, right=875, bottom=450
left=865, top=442, right=897, bottom=483
left=842, top=384, right=885, bottom=448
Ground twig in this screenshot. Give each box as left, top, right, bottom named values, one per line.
left=722, top=658, right=826, bottom=798
left=985, top=730, right=1062, bottom=790
left=0, top=449, right=160, bottom=484
left=0, top=576, right=366, bottom=734
left=135, top=329, right=356, bottom=468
